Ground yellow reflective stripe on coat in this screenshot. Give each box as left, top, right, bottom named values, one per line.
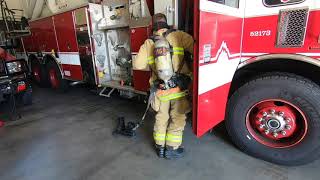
left=148, top=56, right=155, bottom=64
left=159, top=91, right=187, bottom=102
left=166, top=134, right=182, bottom=143
left=173, top=47, right=184, bottom=55
left=173, top=47, right=184, bottom=51
left=154, top=133, right=166, bottom=141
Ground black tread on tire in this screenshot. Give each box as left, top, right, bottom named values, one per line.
left=31, top=59, right=49, bottom=87
left=226, top=72, right=320, bottom=166
left=46, top=61, right=69, bottom=92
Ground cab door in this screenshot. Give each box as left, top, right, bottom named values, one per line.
left=194, top=0, right=245, bottom=136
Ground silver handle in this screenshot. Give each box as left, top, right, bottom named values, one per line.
left=67, top=43, right=71, bottom=50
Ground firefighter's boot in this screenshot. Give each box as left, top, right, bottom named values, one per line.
left=165, top=146, right=184, bottom=159
left=155, top=144, right=165, bottom=158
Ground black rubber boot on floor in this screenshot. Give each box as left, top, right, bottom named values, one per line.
left=165, top=146, right=184, bottom=159
left=155, top=145, right=165, bottom=158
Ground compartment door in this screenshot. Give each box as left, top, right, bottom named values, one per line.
left=54, top=11, right=83, bottom=81
left=194, top=0, right=244, bottom=136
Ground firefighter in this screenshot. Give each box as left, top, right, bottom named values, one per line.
left=133, top=13, right=194, bottom=159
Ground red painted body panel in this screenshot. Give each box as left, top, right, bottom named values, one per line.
left=61, top=64, right=83, bottom=81
left=28, top=21, right=39, bottom=52
left=197, top=83, right=231, bottom=136
left=31, top=17, right=57, bottom=53
left=198, top=12, right=242, bottom=60
left=23, top=31, right=36, bottom=52
left=242, top=10, right=320, bottom=55
left=130, top=27, right=151, bottom=53
left=196, top=11, right=243, bottom=137
left=133, top=70, right=151, bottom=92
left=54, top=11, right=79, bottom=52
left=192, top=0, right=200, bottom=135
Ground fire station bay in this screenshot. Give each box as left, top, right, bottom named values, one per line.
left=0, top=0, right=320, bottom=179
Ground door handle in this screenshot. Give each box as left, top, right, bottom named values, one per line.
left=67, top=43, right=71, bottom=51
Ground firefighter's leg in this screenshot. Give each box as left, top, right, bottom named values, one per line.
left=154, top=100, right=170, bottom=147
left=165, top=97, right=188, bottom=148
left=154, top=100, right=170, bottom=158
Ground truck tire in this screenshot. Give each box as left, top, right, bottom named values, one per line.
left=47, top=61, right=69, bottom=92
left=226, top=73, right=320, bottom=166
left=31, top=59, right=49, bottom=87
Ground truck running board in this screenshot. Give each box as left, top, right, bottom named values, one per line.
left=99, top=87, right=116, bottom=98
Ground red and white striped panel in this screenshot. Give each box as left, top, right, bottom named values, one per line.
left=196, top=0, right=244, bottom=136
left=57, top=52, right=83, bottom=81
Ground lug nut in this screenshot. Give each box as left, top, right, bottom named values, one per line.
left=262, top=112, right=268, bottom=116
left=285, top=125, right=292, bottom=130
left=270, top=109, right=276, bottom=114
left=259, top=124, right=265, bottom=129
left=258, top=118, right=264, bottom=122
left=265, top=130, right=270, bottom=134
left=279, top=112, right=285, bottom=116
left=273, top=132, right=278, bottom=137
left=281, top=131, right=287, bottom=135
left=286, top=118, right=291, bottom=123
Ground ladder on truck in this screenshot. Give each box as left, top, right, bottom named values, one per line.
left=0, top=0, right=30, bottom=40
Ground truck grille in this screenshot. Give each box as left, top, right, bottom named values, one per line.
left=276, top=8, right=309, bottom=48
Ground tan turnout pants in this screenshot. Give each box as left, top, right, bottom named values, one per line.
left=153, top=97, right=188, bottom=149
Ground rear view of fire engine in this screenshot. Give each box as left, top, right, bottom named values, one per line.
left=13, top=0, right=320, bottom=166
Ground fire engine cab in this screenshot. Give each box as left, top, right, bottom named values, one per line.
left=14, top=0, right=320, bottom=165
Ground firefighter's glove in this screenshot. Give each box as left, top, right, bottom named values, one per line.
left=174, top=73, right=191, bottom=91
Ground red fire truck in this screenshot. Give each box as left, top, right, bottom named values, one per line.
left=15, top=0, right=320, bottom=165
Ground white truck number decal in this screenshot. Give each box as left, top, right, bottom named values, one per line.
left=250, top=30, right=271, bottom=37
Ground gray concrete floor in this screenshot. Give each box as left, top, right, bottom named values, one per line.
left=0, top=85, right=319, bottom=180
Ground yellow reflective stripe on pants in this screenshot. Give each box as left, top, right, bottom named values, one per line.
left=173, top=47, right=184, bottom=55
left=159, top=91, right=187, bottom=102
left=166, top=134, right=182, bottom=143
left=153, top=133, right=166, bottom=141
left=148, top=56, right=155, bottom=65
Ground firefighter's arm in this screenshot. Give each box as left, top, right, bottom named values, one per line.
left=177, top=32, right=194, bottom=90
left=180, top=32, right=194, bottom=54
left=132, top=39, right=155, bottom=70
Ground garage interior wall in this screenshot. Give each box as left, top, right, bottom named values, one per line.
left=0, top=0, right=23, bottom=19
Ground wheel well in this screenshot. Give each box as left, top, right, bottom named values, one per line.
left=43, top=54, right=63, bottom=77
left=229, top=59, right=320, bottom=97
